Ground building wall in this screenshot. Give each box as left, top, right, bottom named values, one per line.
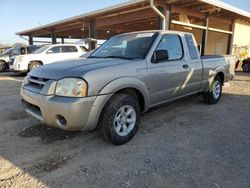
left=233, top=20, right=250, bottom=47
left=232, top=20, right=250, bottom=58
left=205, top=31, right=228, bottom=55
left=171, top=24, right=229, bottom=55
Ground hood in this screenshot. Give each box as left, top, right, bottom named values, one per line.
left=29, top=58, right=131, bottom=80
left=21, top=53, right=39, bottom=59
left=0, top=54, right=9, bottom=58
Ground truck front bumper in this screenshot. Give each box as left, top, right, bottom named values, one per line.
left=9, top=60, right=28, bottom=72
left=20, top=87, right=112, bottom=131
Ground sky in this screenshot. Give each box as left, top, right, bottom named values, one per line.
left=0, top=0, right=249, bottom=45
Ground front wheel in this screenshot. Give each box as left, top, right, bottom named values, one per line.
left=98, top=94, right=141, bottom=145
left=0, top=61, right=7, bottom=72
left=203, top=76, right=222, bottom=104
left=29, top=62, right=42, bottom=72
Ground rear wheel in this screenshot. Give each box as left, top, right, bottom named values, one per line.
left=242, top=63, right=250, bottom=72
left=29, top=62, right=42, bottom=72
left=203, top=76, right=222, bottom=104
left=98, top=94, right=141, bottom=145
left=0, top=61, right=7, bottom=72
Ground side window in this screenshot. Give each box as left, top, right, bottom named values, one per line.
left=156, top=34, right=183, bottom=61
left=185, top=34, right=198, bottom=59
left=62, top=46, right=78, bottom=53
left=48, top=46, right=61, bottom=53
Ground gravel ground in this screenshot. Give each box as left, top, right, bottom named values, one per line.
left=0, top=71, right=250, bottom=188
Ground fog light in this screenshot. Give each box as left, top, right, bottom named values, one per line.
left=57, top=115, right=67, bottom=127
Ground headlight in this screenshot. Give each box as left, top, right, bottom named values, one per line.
left=21, top=76, right=29, bottom=87
left=55, top=78, right=88, bottom=97
left=16, top=56, right=24, bottom=63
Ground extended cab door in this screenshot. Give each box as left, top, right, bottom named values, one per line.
left=183, top=34, right=203, bottom=93
left=147, top=34, right=198, bottom=105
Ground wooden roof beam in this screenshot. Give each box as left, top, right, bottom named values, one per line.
left=96, top=8, right=156, bottom=27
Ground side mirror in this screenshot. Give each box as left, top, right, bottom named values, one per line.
left=153, top=50, right=169, bottom=63
left=47, top=50, right=53, bottom=54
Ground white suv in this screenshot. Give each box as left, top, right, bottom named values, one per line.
left=10, top=44, right=86, bottom=72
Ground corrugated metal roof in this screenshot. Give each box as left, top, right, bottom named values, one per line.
left=16, top=0, right=250, bottom=35
left=16, top=0, right=145, bottom=35
left=200, top=0, right=250, bottom=18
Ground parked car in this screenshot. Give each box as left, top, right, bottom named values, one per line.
left=21, top=30, right=235, bottom=145
left=0, top=45, right=41, bottom=72
left=0, top=48, right=13, bottom=72
left=10, top=44, right=86, bottom=72
left=242, top=58, right=250, bottom=72
left=8, top=45, right=42, bottom=69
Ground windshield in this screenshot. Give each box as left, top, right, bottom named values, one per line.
left=33, top=45, right=50, bottom=54
left=0, top=49, right=11, bottom=56
left=90, top=32, right=157, bottom=59
left=10, top=47, right=21, bottom=56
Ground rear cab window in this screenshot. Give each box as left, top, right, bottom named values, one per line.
left=185, top=34, right=198, bottom=59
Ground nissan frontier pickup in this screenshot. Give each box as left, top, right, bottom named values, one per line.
left=21, top=30, right=235, bottom=145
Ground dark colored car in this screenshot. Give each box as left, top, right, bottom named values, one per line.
left=8, top=45, right=42, bottom=71
left=242, top=58, right=250, bottom=72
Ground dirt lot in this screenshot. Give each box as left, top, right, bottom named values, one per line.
left=0, top=71, right=250, bottom=188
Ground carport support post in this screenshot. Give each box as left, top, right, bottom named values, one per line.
left=227, top=21, right=235, bottom=55
left=165, top=5, right=171, bottom=30
left=88, top=20, right=97, bottom=50
left=61, top=37, right=64, bottom=44
left=201, top=15, right=209, bottom=56
left=157, top=6, right=171, bottom=30
left=51, top=32, right=57, bottom=44
left=29, top=36, right=33, bottom=45
left=157, top=6, right=164, bottom=30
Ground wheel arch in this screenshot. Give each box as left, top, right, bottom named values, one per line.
left=85, top=77, right=150, bottom=131
left=28, top=60, right=43, bottom=70
left=99, top=77, right=150, bottom=112
left=206, top=69, right=225, bottom=92
left=216, top=72, right=225, bottom=84
left=0, top=59, right=6, bottom=63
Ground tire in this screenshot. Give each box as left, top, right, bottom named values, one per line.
left=242, top=63, right=250, bottom=72
left=203, top=76, right=222, bottom=104
left=29, top=62, right=42, bottom=72
left=98, top=94, right=141, bottom=145
left=0, top=61, right=7, bottom=72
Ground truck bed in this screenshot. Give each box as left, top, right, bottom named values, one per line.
left=201, top=55, right=236, bottom=83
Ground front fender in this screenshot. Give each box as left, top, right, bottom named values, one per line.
left=99, top=77, right=150, bottom=111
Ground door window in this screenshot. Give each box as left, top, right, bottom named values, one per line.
left=62, top=46, right=78, bottom=53
left=156, top=34, right=183, bottom=61
left=48, top=46, right=62, bottom=53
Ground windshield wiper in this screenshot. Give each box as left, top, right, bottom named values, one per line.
left=104, top=56, right=133, bottom=60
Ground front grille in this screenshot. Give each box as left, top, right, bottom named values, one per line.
left=29, top=76, right=49, bottom=86
left=9, top=59, right=14, bottom=65
left=25, top=76, right=50, bottom=92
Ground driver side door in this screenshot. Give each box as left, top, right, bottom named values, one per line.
left=147, top=34, right=190, bottom=106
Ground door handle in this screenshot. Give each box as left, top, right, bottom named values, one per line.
left=183, top=64, right=189, bottom=69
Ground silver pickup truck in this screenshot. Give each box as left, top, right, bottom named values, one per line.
left=21, top=30, right=235, bottom=145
